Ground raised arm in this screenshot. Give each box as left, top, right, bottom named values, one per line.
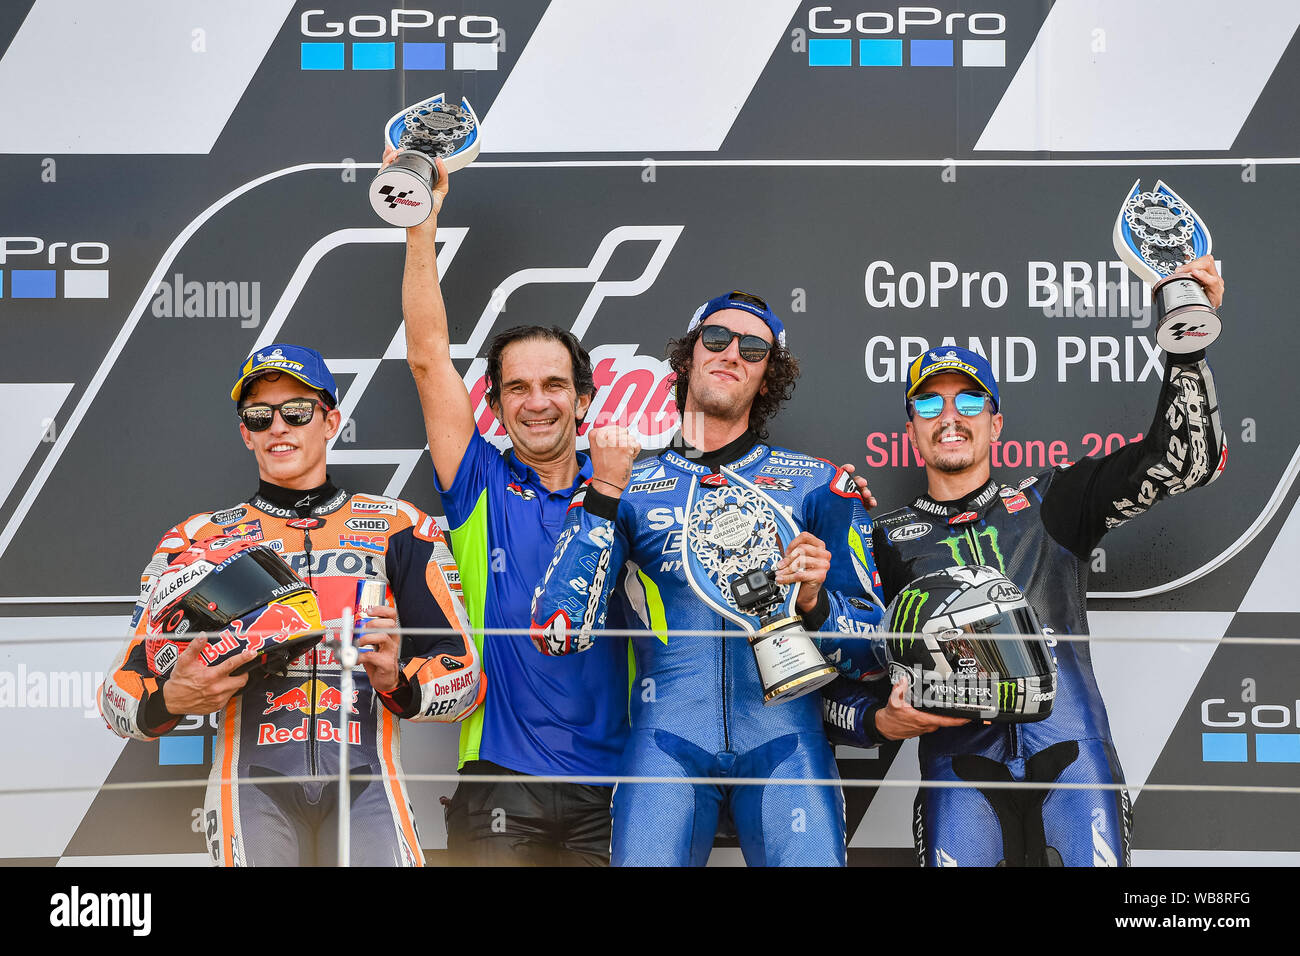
left=397, top=149, right=476, bottom=488
left=1041, top=256, right=1227, bottom=557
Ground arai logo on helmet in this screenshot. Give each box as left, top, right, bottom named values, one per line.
left=987, top=582, right=1023, bottom=603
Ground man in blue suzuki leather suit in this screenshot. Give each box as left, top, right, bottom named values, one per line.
left=532, top=291, right=884, bottom=866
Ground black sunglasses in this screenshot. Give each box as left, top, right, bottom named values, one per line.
left=238, top=398, right=327, bottom=432
left=699, top=324, right=773, bottom=363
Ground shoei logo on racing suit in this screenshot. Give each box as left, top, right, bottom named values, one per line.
left=345, top=517, right=389, bottom=532
left=987, top=581, right=1023, bottom=603
left=507, top=482, right=537, bottom=500
left=0, top=236, right=110, bottom=299
left=887, top=522, right=932, bottom=542
left=211, top=506, right=248, bottom=526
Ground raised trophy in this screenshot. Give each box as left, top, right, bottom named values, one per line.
left=1112, top=179, right=1218, bottom=353
left=370, top=92, right=480, bottom=227
left=681, top=469, right=838, bottom=704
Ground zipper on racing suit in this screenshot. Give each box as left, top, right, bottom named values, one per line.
left=720, top=617, right=731, bottom=752
left=300, top=523, right=319, bottom=777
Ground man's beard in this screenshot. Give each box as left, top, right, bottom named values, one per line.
left=929, top=425, right=976, bottom=473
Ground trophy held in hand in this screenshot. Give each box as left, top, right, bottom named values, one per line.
left=1113, top=179, right=1219, bottom=353
left=370, top=93, right=480, bottom=227
left=681, top=470, right=839, bottom=704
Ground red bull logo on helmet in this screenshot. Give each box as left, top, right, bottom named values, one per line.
left=197, top=601, right=313, bottom=663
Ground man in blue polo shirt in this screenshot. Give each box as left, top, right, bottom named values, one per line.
left=396, top=152, right=628, bottom=864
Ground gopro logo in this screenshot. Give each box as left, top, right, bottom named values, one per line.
left=0, top=237, right=109, bottom=299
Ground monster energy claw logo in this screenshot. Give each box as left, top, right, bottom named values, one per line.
left=998, top=679, right=1018, bottom=711
left=891, top=588, right=929, bottom=640
left=941, top=526, right=1005, bottom=572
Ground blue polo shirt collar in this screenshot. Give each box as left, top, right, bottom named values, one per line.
left=504, top=449, right=594, bottom=495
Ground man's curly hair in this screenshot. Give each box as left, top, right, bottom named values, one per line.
left=665, top=327, right=800, bottom=441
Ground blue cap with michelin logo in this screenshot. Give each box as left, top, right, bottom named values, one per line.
left=686, top=290, right=787, bottom=349
left=230, top=344, right=338, bottom=405
left=905, top=346, right=999, bottom=411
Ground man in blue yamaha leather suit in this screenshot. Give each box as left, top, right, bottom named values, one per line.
left=531, top=291, right=884, bottom=866
left=824, top=256, right=1226, bottom=866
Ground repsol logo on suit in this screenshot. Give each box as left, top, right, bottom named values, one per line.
left=289, top=551, right=379, bottom=577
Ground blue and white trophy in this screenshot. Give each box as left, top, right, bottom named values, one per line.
left=681, top=470, right=838, bottom=704
left=1113, top=179, right=1219, bottom=354
left=370, top=93, right=480, bottom=227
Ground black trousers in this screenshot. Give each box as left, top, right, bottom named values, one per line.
left=443, top=761, right=612, bottom=866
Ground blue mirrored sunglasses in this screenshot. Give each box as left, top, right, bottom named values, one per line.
left=909, top=390, right=991, bottom=419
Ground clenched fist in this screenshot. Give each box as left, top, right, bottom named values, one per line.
left=588, top=425, right=640, bottom=497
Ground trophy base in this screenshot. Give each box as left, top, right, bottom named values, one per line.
left=750, top=619, right=839, bottom=705
left=1153, top=274, right=1220, bottom=354
left=369, top=150, right=437, bottom=228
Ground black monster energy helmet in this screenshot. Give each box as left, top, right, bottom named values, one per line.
left=883, top=565, right=1057, bottom=723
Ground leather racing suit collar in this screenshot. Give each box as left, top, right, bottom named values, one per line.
left=911, top=478, right=1001, bottom=519
left=251, top=476, right=349, bottom=517
left=665, top=429, right=761, bottom=472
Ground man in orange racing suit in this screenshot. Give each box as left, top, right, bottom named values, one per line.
left=101, top=343, right=483, bottom=866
